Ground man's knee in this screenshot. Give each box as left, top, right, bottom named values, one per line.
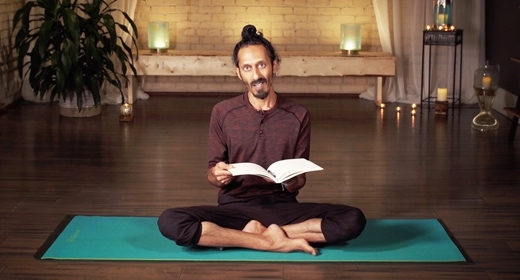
left=157, top=208, right=202, bottom=246
left=322, top=206, right=366, bottom=243
left=345, top=207, right=366, bottom=239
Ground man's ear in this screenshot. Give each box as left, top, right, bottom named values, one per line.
left=272, top=59, right=279, bottom=76
left=236, top=68, right=243, bottom=81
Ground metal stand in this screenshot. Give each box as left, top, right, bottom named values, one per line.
left=420, top=29, right=463, bottom=116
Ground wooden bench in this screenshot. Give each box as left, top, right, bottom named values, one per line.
left=127, top=50, right=395, bottom=105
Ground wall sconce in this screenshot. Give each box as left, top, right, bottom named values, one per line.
left=148, top=21, right=169, bottom=53
left=340, top=23, right=362, bottom=55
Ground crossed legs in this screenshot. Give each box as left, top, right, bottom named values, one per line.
left=198, top=219, right=320, bottom=255
left=157, top=199, right=366, bottom=255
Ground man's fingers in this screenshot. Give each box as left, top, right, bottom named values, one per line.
left=216, top=162, right=232, bottom=171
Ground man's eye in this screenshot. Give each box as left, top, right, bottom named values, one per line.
left=243, top=66, right=251, bottom=71
left=258, top=63, right=266, bottom=68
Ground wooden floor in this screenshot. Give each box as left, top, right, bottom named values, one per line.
left=0, top=94, right=519, bottom=279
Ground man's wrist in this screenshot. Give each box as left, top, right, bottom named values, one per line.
left=281, top=177, right=297, bottom=190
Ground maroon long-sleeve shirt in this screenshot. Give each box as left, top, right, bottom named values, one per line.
left=207, top=92, right=311, bottom=198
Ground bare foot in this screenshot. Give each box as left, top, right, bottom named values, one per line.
left=262, top=224, right=318, bottom=256
left=242, top=220, right=267, bottom=234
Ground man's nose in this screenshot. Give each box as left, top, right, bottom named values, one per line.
left=252, top=67, right=261, bottom=79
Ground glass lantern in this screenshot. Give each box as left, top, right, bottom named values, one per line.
left=340, top=24, right=362, bottom=55
left=471, top=63, right=500, bottom=131
left=148, top=22, right=170, bottom=53
left=433, top=0, right=452, bottom=28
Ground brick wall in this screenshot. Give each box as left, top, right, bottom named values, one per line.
left=134, top=0, right=381, bottom=95
left=1, top=0, right=382, bottom=101
left=0, top=0, right=23, bottom=106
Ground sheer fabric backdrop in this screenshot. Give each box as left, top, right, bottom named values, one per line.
left=361, top=0, right=485, bottom=105
left=102, top=0, right=149, bottom=104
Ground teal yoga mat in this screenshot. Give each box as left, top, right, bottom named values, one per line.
left=36, top=216, right=467, bottom=262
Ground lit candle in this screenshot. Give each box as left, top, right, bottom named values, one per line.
left=342, top=38, right=359, bottom=51
left=437, top=88, right=447, bottom=102
left=411, top=103, right=417, bottom=109
left=482, top=76, right=492, bottom=89
left=411, top=109, right=416, bottom=116
left=437, top=14, right=446, bottom=25
left=380, top=103, right=386, bottom=109
left=426, top=25, right=431, bottom=30
left=148, top=22, right=170, bottom=50
left=450, top=25, right=455, bottom=31
left=396, top=106, right=401, bottom=113
left=120, top=103, right=133, bottom=116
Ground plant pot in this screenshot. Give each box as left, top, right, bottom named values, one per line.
left=59, top=90, right=101, bottom=117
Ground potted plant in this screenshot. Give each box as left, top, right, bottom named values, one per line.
left=12, top=0, right=138, bottom=117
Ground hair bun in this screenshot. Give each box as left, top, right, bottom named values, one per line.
left=242, top=24, right=259, bottom=39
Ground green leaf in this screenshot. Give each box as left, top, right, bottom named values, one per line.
left=12, top=0, right=139, bottom=110
left=62, top=8, right=80, bottom=44
left=37, top=21, right=54, bottom=58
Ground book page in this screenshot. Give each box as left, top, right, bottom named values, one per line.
left=228, top=162, right=276, bottom=181
left=229, top=159, right=323, bottom=183
left=267, top=158, right=323, bottom=182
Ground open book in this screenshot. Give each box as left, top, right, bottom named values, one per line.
left=228, top=158, right=323, bottom=183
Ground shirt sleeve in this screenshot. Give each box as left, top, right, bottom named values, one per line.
left=294, top=110, right=311, bottom=160
left=207, top=105, right=228, bottom=169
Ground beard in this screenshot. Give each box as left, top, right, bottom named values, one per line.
left=250, top=78, right=269, bottom=100
left=253, top=89, right=269, bottom=100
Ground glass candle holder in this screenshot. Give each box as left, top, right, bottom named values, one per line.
left=471, top=63, right=500, bottom=131
left=433, top=0, right=452, bottom=28
left=148, top=22, right=170, bottom=52
left=120, top=103, right=133, bottom=116
left=340, top=23, right=362, bottom=55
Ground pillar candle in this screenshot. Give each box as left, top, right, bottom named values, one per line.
left=437, top=88, right=447, bottom=102
left=482, top=76, right=492, bottom=89
left=437, top=14, right=446, bottom=25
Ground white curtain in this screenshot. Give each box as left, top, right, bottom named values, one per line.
left=361, top=0, right=485, bottom=104
left=102, top=0, right=149, bottom=104
left=20, top=0, right=147, bottom=104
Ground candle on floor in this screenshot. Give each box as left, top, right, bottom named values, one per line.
left=119, top=103, right=134, bottom=122
left=437, top=88, right=448, bottom=102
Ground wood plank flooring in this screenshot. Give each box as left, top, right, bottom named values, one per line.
left=0, top=94, right=519, bottom=279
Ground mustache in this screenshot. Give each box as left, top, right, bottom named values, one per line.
left=250, top=78, right=267, bottom=87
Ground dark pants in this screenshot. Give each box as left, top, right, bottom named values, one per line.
left=157, top=193, right=366, bottom=246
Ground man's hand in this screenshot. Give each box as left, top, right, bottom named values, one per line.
left=207, top=162, right=233, bottom=187
left=282, top=174, right=306, bottom=192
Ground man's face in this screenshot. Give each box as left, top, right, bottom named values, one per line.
left=236, top=45, right=278, bottom=100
